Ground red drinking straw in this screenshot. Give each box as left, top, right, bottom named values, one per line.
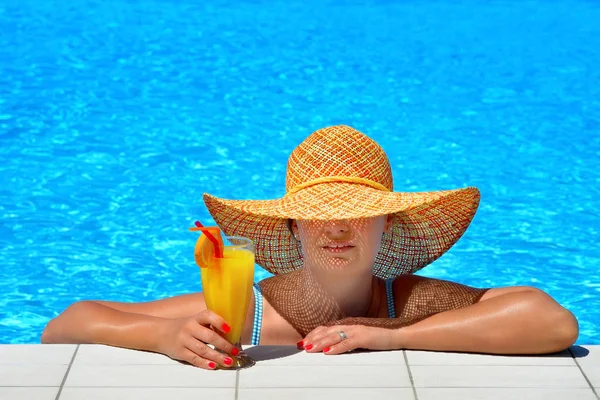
left=192, top=220, right=223, bottom=258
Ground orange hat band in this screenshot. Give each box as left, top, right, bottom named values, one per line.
left=285, top=176, right=391, bottom=196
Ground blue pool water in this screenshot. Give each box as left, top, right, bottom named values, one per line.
left=1, top=0, right=599, bottom=344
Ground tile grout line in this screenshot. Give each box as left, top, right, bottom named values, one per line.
left=234, top=370, right=240, bottom=400
left=54, top=344, right=80, bottom=400
left=403, top=351, right=419, bottom=400
left=569, top=348, right=600, bottom=400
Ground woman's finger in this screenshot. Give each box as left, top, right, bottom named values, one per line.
left=180, top=347, right=219, bottom=370
left=323, top=335, right=358, bottom=355
left=320, top=327, right=360, bottom=354
left=195, top=309, right=231, bottom=334
left=191, top=324, right=237, bottom=356
left=301, top=326, right=329, bottom=350
left=185, top=337, right=235, bottom=368
left=305, top=326, right=350, bottom=353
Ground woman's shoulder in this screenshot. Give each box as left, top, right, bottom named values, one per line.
left=389, top=274, right=485, bottom=293
left=387, top=274, right=490, bottom=318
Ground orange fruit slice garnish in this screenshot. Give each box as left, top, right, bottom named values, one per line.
left=193, top=226, right=224, bottom=268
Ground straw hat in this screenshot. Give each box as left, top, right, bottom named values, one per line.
left=203, top=125, right=480, bottom=279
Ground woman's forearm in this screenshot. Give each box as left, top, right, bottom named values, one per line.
left=42, top=301, right=167, bottom=353
left=395, top=290, right=579, bottom=354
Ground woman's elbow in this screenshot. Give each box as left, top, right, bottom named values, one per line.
left=529, top=290, right=579, bottom=352
left=41, top=301, right=91, bottom=344
left=510, top=289, right=578, bottom=353
left=41, top=310, right=67, bottom=344
left=41, top=319, right=57, bottom=343
left=552, top=308, right=579, bottom=351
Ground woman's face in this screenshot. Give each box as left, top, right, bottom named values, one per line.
left=291, top=215, right=393, bottom=274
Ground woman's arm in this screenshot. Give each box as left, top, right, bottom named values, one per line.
left=303, top=277, right=578, bottom=355
left=392, top=277, right=578, bottom=354
left=41, top=293, right=207, bottom=348
left=41, top=293, right=240, bottom=369
left=42, top=301, right=169, bottom=351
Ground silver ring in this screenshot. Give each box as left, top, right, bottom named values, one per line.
left=338, top=331, right=347, bottom=341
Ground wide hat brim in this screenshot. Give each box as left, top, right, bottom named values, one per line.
left=203, top=184, right=480, bottom=279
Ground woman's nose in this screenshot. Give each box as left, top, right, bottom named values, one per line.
left=324, top=220, right=350, bottom=236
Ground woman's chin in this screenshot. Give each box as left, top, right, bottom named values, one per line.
left=311, top=257, right=363, bottom=274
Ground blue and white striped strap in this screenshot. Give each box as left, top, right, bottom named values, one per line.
left=251, top=283, right=263, bottom=346
left=385, top=278, right=396, bottom=319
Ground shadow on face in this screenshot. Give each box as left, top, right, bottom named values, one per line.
left=289, top=216, right=392, bottom=275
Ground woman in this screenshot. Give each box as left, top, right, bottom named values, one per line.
left=42, top=125, right=579, bottom=370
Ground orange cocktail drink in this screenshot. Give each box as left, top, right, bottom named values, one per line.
left=191, top=224, right=256, bottom=369
left=201, top=240, right=255, bottom=345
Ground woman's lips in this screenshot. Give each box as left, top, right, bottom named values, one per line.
left=322, top=244, right=355, bottom=254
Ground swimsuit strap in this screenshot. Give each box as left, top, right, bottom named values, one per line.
left=251, top=283, right=263, bottom=346
left=385, top=278, right=396, bottom=319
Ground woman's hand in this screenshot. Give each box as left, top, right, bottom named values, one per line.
left=158, top=309, right=239, bottom=369
left=300, top=323, right=399, bottom=355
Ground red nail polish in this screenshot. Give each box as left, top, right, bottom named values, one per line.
left=222, top=323, right=231, bottom=333
left=224, top=357, right=233, bottom=366
left=305, top=344, right=313, bottom=351
left=296, top=340, right=304, bottom=349
left=208, top=361, right=216, bottom=369
left=231, top=347, right=239, bottom=356
left=323, top=347, right=331, bottom=353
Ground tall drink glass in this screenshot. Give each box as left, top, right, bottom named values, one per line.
left=200, top=235, right=256, bottom=369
